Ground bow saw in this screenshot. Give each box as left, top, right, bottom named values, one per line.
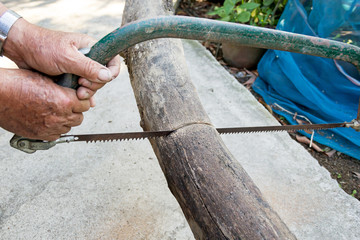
left=9, top=16, right=360, bottom=153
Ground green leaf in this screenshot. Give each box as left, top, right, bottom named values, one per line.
left=351, top=190, right=357, bottom=197
left=208, top=8, right=229, bottom=18
left=207, top=6, right=224, bottom=16
left=240, top=2, right=260, bottom=10
left=220, top=16, right=232, bottom=22
left=264, top=0, right=274, bottom=6
left=225, top=0, right=237, bottom=4
left=223, top=0, right=237, bottom=14
left=333, top=33, right=341, bottom=39
left=207, top=10, right=221, bottom=16
left=236, top=11, right=251, bottom=23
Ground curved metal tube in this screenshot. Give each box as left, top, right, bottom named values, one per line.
left=90, top=16, right=360, bottom=66
left=58, top=16, right=360, bottom=88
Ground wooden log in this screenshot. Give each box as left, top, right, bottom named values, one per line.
left=122, top=0, right=296, bottom=239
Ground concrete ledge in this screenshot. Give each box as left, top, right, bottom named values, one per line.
left=182, top=39, right=360, bottom=239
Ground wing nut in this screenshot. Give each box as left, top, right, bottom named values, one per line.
left=346, top=119, right=360, bottom=131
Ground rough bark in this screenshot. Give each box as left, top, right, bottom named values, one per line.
left=122, top=0, right=296, bottom=239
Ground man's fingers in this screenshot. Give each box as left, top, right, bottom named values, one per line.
left=78, top=77, right=105, bottom=91
left=73, top=35, right=112, bottom=83
left=69, top=52, right=113, bottom=83
left=59, top=125, right=72, bottom=134
left=77, top=85, right=97, bottom=100
left=66, top=113, right=84, bottom=127
left=107, top=55, right=121, bottom=79
left=89, top=96, right=96, bottom=108
left=44, top=126, right=71, bottom=141
left=72, top=98, right=91, bottom=113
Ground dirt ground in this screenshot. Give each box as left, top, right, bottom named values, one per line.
left=176, top=0, right=360, bottom=201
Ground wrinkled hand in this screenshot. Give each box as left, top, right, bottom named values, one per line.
left=0, top=69, right=90, bottom=141
left=3, top=18, right=121, bottom=105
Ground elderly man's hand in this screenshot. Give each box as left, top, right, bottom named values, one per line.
left=0, top=69, right=91, bottom=141
left=2, top=18, right=121, bottom=106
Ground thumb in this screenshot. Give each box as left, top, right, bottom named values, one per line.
left=68, top=51, right=113, bottom=83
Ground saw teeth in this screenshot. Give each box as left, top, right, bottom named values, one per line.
left=86, top=137, right=149, bottom=143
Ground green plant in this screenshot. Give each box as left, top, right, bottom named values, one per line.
left=351, top=190, right=357, bottom=197
left=208, top=0, right=288, bottom=27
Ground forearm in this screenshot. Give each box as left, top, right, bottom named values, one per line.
left=0, top=2, right=27, bottom=61
left=3, top=16, right=29, bottom=63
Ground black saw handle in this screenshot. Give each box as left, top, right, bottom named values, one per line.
left=10, top=48, right=91, bottom=153
left=55, top=72, right=80, bottom=89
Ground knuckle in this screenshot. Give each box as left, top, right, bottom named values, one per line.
left=78, top=113, right=84, bottom=122
left=84, top=102, right=91, bottom=112
left=75, top=114, right=84, bottom=126
left=60, top=92, right=75, bottom=109
left=63, top=126, right=71, bottom=134
left=67, top=114, right=83, bottom=127
left=62, top=98, right=73, bottom=110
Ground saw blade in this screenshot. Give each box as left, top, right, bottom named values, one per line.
left=67, top=122, right=347, bottom=143
left=73, top=130, right=173, bottom=143
left=217, top=122, right=346, bottom=134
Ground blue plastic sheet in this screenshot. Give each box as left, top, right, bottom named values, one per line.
left=253, top=0, right=360, bottom=159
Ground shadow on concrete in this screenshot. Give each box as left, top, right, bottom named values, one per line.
left=35, top=18, right=61, bottom=29
left=4, top=0, right=123, bottom=11
left=2, top=0, right=57, bottom=8
left=85, top=15, right=121, bottom=27
left=81, top=15, right=122, bottom=36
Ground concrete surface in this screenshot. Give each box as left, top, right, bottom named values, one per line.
left=0, top=0, right=360, bottom=239
left=0, top=1, right=193, bottom=239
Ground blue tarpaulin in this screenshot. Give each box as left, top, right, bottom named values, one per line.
left=253, top=0, right=360, bottom=159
